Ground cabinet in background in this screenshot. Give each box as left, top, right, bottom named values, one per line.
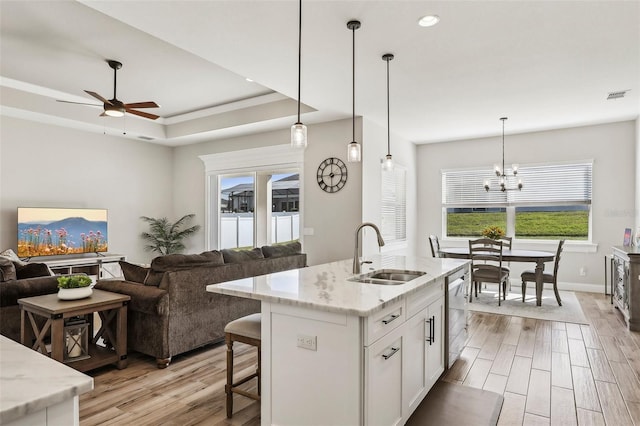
left=37, top=254, right=125, bottom=281
left=612, top=246, right=640, bottom=331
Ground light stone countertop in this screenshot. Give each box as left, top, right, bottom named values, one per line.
left=0, top=335, right=94, bottom=424
left=207, top=255, right=469, bottom=316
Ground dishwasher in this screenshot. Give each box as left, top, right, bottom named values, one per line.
left=445, top=267, right=469, bottom=369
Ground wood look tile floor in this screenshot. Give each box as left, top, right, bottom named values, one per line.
left=79, top=292, right=639, bottom=425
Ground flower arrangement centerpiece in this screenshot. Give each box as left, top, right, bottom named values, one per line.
left=481, top=226, right=505, bottom=240
left=57, top=275, right=93, bottom=300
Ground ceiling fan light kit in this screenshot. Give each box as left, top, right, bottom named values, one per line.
left=61, top=59, right=160, bottom=121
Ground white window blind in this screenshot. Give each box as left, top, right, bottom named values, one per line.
left=381, top=166, right=406, bottom=242
left=443, top=162, right=592, bottom=207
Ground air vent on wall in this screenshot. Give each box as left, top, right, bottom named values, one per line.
left=607, top=90, right=629, bottom=100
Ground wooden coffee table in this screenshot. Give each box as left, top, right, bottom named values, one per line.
left=18, top=289, right=130, bottom=372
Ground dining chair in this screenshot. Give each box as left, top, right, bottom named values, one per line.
left=498, top=236, right=513, bottom=288
left=428, top=235, right=441, bottom=258
left=521, top=240, right=565, bottom=306
left=469, top=238, right=510, bottom=306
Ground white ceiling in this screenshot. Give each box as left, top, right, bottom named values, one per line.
left=1, top=0, right=638, bottom=147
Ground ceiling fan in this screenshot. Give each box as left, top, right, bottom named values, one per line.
left=58, top=60, right=160, bottom=120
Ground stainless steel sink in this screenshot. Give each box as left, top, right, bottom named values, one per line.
left=348, top=269, right=426, bottom=285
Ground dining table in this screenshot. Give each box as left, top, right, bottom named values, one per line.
left=439, top=247, right=555, bottom=306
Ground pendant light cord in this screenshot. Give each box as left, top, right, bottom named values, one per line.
left=296, top=0, right=302, bottom=123
left=501, top=117, right=506, bottom=176
left=352, top=24, right=356, bottom=142
left=386, top=57, right=391, bottom=156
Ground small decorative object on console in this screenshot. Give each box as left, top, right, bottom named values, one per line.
left=57, top=274, right=93, bottom=300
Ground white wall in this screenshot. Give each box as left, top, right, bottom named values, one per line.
left=417, top=120, right=637, bottom=292
left=0, top=116, right=174, bottom=263
left=172, top=118, right=363, bottom=266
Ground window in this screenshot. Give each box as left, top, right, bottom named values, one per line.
left=200, top=145, right=304, bottom=251
left=442, top=162, right=592, bottom=241
left=381, top=165, right=406, bottom=243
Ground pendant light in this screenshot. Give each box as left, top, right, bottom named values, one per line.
left=483, top=117, right=523, bottom=192
left=291, top=0, right=307, bottom=149
left=346, top=20, right=361, bottom=162
left=382, top=53, right=394, bottom=171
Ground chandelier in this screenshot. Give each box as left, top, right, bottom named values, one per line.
left=484, top=117, right=522, bottom=192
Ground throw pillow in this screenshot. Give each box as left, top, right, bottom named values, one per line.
left=221, top=247, right=264, bottom=264
left=143, top=270, right=164, bottom=287
left=150, top=250, right=224, bottom=272
left=0, top=248, right=26, bottom=266
left=14, top=262, right=53, bottom=279
left=119, top=261, right=149, bottom=284
left=261, top=241, right=302, bottom=258
left=0, top=257, right=17, bottom=282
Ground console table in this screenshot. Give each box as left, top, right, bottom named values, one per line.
left=37, top=253, right=125, bottom=281
left=612, top=246, right=640, bottom=330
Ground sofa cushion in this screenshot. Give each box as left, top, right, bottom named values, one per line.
left=0, top=248, right=26, bottom=266
left=0, top=257, right=17, bottom=282
left=15, top=262, right=52, bottom=279
left=222, top=248, right=264, bottom=264
left=119, top=261, right=149, bottom=284
left=261, top=241, right=302, bottom=258
left=150, top=250, right=224, bottom=272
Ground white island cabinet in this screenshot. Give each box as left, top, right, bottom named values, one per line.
left=207, top=255, right=469, bottom=426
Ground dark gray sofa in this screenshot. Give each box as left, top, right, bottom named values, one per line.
left=95, top=242, right=306, bottom=368
left=0, top=257, right=59, bottom=343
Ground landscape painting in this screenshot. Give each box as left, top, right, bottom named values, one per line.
left=17, top=207, right=108, bottom=257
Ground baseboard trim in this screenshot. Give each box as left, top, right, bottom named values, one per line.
left=506, top=279, right=605, bottom=294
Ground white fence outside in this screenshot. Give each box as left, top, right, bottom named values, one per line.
left=221, top=212, right=300, bottom=249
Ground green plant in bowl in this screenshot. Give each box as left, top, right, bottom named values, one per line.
left=57, top=275, right=92, bottom=289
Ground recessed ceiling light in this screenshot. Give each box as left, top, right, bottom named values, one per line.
left=245, top=77, right=254, bottom=82
left=418, top=15, right=440, bottom=27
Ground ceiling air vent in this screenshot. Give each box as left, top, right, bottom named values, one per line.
left=138, top=136, right=155, bottom=141
left=607, top=90, right=629, bottom=100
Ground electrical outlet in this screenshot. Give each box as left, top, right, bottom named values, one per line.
left=296, top=334, right=317, bottom=351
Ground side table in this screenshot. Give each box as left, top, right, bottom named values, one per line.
left=18, top=289, right=130, bottom=372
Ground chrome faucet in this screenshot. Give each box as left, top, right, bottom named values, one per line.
left=353, top=222, right=385, bottom=274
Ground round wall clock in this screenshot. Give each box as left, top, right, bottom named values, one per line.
left=316, top=157, right=348, bottom=193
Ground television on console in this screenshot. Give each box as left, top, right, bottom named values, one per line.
left=17, top=207, right=108, bottom=258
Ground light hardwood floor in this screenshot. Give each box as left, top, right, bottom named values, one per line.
left=79, top=291, right=638, bottom=425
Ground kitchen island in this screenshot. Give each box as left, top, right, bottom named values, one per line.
left=0, top=335, right=93, bottom=426
left=207, top=254, right=469, bottom=425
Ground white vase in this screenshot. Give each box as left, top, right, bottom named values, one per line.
left=58, top=287, right=93, bottom=300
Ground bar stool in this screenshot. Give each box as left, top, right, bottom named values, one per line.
left=225, top=313, right=261, bottom=418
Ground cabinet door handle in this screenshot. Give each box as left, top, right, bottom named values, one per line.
left=382, top=346, right=400, bottom=360
left=426, top=315, right=435, bottom=345
left=382, top=314, right=400, bottom=325
left=431, top=315, right=435, bottom=345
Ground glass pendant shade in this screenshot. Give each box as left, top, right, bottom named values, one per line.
left=347, top=141, right=361, bottom=162
left=291, top=122, right=307, bottom=148
left=382, top=154, right=394, bottom=171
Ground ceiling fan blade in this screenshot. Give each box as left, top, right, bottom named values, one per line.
left=124, top=101, right=159, bottom=109
left=84, top=90, right=111, bottom=105
left=56, top=100, right=101, bottom=107
left=126, top=108, right=159, bottom=120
